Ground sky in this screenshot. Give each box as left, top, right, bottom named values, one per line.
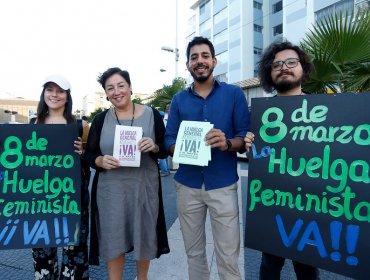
left=0, top=0, right=192, bottom=108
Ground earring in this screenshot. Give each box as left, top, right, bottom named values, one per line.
left=106, top=96, right=109, bottom=101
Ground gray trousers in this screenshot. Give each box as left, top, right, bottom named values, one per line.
left=174, top=181, right=241, bottom=280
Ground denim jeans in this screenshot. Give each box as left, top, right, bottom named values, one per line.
left=159, top=157, right=169, bottom=174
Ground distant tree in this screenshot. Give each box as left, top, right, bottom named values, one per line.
left=88, top=108, right=104, bottom=122
left=145, top=77, right=187, bottom=111
left=132, top=97, right=143, bottom=104
left=301, top=9, right=370, bottom=93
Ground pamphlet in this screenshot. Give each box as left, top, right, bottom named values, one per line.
left=113, top=125, right=142, bottom=167
left=173, top=120, right=213, bottom=166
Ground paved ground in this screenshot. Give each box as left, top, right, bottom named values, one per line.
left=0, top=161, right=355, bottom=279
left=148, top=162, right=352, bottom=280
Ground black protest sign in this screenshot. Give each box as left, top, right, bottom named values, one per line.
left=245, top=93, right=370, bottom=279
left=0, top=124, right=81, bottom=249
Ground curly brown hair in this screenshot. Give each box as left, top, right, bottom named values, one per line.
left=258, top=40, right=313, bottom=93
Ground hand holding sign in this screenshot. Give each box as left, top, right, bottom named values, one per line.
left=245, top=93, right=370, bottom=279
left=205, top=128, right=227, bottom=151
left=138, top=137, right=158, bottom=153
left=173, top=121, right=213, bottom=166
left=244, top=132, right=255, bottom=153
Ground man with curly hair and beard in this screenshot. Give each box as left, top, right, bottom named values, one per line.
left=244, top=40, right=319, bottom=280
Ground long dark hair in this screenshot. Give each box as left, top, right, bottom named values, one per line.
left=258, top=40, right=313, bottom=93
left=36, top=83, right=76, bottom=124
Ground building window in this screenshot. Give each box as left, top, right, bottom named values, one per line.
left=355, top=0, right=370, bottom=13
left=214, top=29, right=228, bottom=45
left=216, top=51, right=228, bottom=66
left=215, top=73, right=228, bottom=82
left=273, top=24, right=283, bottom=36
left=200, top=18, right=212, bottom=34
left=315, top=0, right=353, bottom=21
left=254, top=24, right=263, bottom=33
left=214, top=0, right=227, bottom=9
left=200, top=0, right=211, bottom=16
left=253, top=1, right=262, bottom=10
left=187, top=15, right=196, bottom=35
left=272, top=1, right=283, bottom=14
left=253, top=47, right=262, bottom=55
left=214, top=7, right=228, bottom=25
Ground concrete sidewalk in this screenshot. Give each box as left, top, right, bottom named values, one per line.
left=146, top=214, right=245, bottom=279
left=144, top=166, right=246, bottom=280
left=0, top=163, right=355, bottom=279
left=142, top=163, right=354, bottom=280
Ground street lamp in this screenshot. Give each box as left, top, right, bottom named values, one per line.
left=161, top=46, right=179, bottom=78
left=160, top=0, right=179, bottom=79
left=4, top=110, right=18, bottom=122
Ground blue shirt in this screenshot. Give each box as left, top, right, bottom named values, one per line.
left=165, top=80, right=250, bottom=190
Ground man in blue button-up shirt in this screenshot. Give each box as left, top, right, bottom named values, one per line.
left=165, top=36, right=250, bottom=280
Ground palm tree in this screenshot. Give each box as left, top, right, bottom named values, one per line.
left=301, top=9, right=370, bottom=93
left=145, top=77, right=187, bottom=111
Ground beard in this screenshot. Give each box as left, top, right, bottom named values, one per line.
left=189, top=65, right=215, bottom=83
left=273, top=73, right=303, bottom=93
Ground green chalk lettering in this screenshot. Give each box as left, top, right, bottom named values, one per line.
left=291, top=99, right=328, bottom=123
left=260, top=107, right=287, bottom=144
left=247, top=181, right=370, bottom=223
left=267, top=146, right=369, bottom=193
left=0, top=136, right=23, bottom=169
left=25, top=131, right=48, bottom=151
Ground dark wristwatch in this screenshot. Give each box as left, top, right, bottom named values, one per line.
left=226, top=139, right=232, bottom=151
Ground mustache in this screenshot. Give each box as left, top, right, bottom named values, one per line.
left=195, top=63, right=207, bottom=70
left=277, top=71, right=294, bottom=78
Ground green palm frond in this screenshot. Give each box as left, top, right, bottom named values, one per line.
left=301, top=9, right=370, bottom=93
left=344, top=62, right=370, bottom=91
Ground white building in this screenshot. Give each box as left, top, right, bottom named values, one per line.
left=186, top=0, right=368, bottom=85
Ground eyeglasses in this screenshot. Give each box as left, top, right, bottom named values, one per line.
left=271, top=58, right=300, bottom=71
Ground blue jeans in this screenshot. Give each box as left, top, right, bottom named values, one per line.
left=159, top=157, right=169, bottom=174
